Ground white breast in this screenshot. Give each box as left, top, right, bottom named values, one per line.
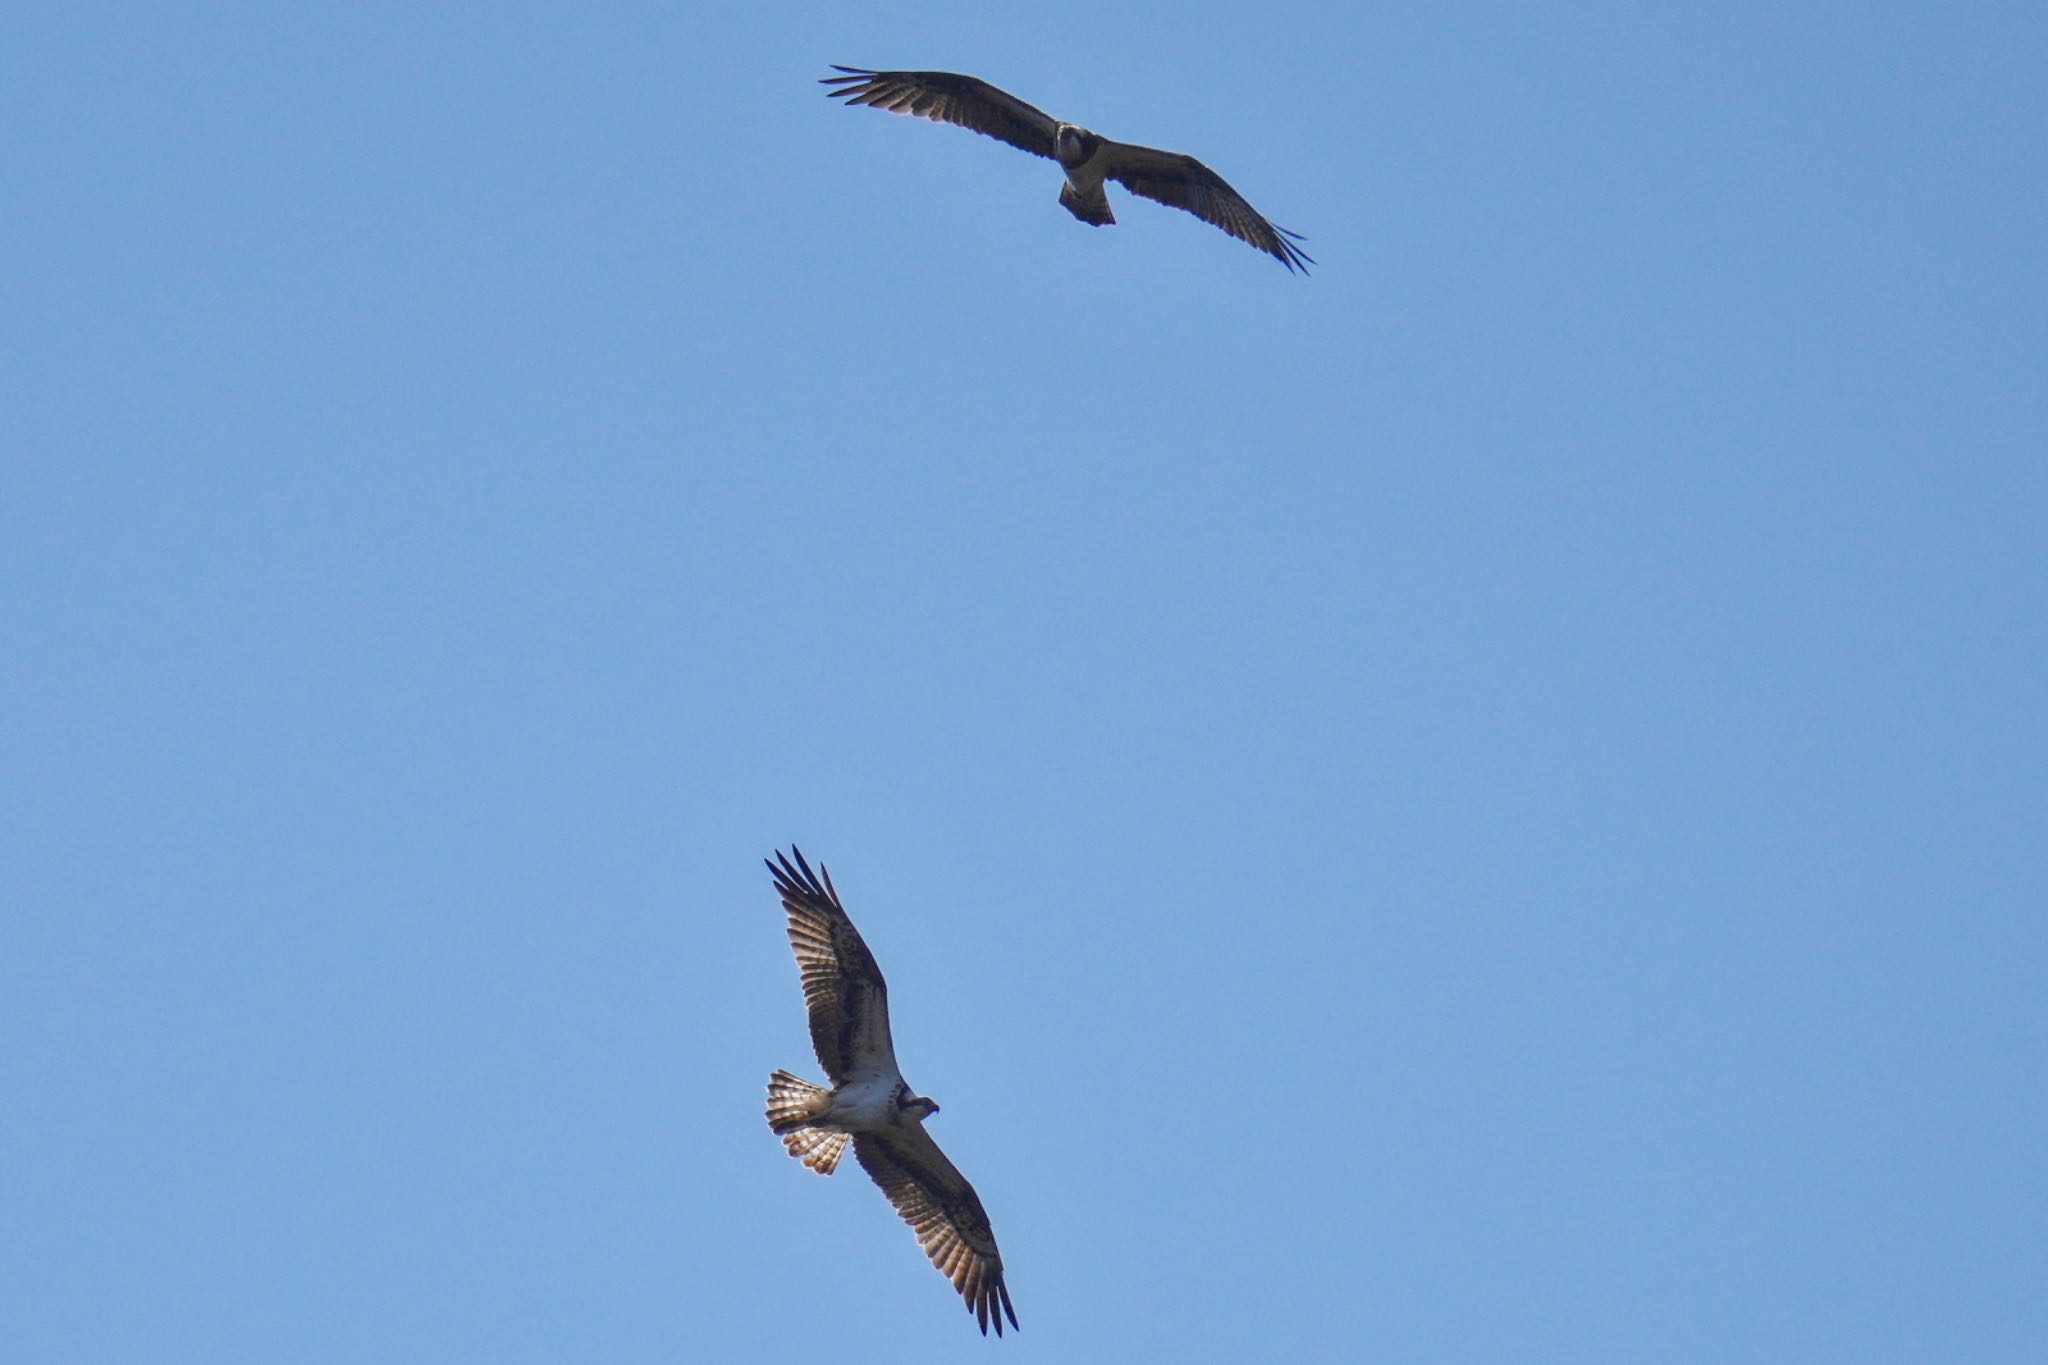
left=822, top=1072, right=900, bottom=1131
left=1064, top=144, right=1109, bottom=194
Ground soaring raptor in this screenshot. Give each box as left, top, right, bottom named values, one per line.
left=763, top=847, right=1020, bottom=1336
left=822, top=66, right=1313, bottom=273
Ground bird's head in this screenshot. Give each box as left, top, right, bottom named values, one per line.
left=903, top=1093, right=940, bottom=1121
left=1054, top=123, right=1098, bottom=167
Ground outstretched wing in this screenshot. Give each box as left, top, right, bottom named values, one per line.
left=821, top=66, right=1060, bottom=161
left=1101, top=140, right=1313, bottom=273
left=854, top=1129, right=1019, bottom=1337
left=767, top=847, right=897, bottom=1085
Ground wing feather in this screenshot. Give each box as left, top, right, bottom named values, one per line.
left=821, top=66, right=1060, bottom=161
left=767, top=847, right=897, bottom=1084
left=854, top=1129, right=1020, bottom=1337
left=1101, top=140, right=1314, bottom=273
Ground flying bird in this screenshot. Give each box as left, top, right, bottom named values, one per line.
left=763, top=847, right=1020, bottom=1337
left=822, top=66, right=1313, bottom=273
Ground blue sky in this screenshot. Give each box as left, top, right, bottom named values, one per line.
left=5, top=3, right=2044, bottom=1360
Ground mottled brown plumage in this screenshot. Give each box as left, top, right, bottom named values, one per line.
left=855, top=1130, right=1018, bottom=1337
left=770, top=848, right=895, bottom=1085
left=764, top=847, right=1020, bottom=1336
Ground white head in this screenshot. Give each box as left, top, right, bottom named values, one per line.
left=1054, top=123, right=1099, bottom=168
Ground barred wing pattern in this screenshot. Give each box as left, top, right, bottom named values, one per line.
left=767, top=847, right=897, bottom=1084
left=855, top=1130, right=1020, bottom=1337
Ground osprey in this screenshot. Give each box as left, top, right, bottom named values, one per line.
left=763, top=848, right=1020, bottom=1337
left=822, top=66, right=1313, bottom=273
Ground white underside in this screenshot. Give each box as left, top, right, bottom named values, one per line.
left=1063, top=148, right=1109, bottom=195
left=813, top=1070, right=901, bottom=1133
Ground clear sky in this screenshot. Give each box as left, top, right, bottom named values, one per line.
left=5, top=3, right=2044, bottom=1361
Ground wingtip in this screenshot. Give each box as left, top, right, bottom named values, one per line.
left=969, top=1278, right=1019, bottom=1336
left=1265, top=226, right=1313, bottom=274
left=768, top=845, right=840, bottom=906
left=788, top=844, right=818, bottom=887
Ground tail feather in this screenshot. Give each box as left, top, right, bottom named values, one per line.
left=766, top=1069, right=827, bottom=1133
left=781, top=1126, right=850, bottom=1175
left=766, top=1069, right=844, bottom=1173
left=1059, top=181, right=1115, bottom=226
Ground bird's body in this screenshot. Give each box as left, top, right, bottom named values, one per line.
left=1053, top=125, right=1116, bottom=225
left=811, top=1071, right=906, bottom=1129
left=763, top=848, right=1019, bottom=1337
left=822, top=66, right=1312, bottom=272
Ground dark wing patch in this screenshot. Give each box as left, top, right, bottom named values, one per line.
left=821, top=66, right=1061, bottom=161
left=1102, top=141, right=1314, bottom=273
left=854, top=1130, right=1020, bottom=1337
left=768, top=847, right=895, bottom=1084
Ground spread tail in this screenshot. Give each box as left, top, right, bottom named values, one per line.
left=1059, top=182, right=1115, bottom=226
left=766, top=1070, right=846, bottom=1175
left=781, top=1126, right=850, bottom=1175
